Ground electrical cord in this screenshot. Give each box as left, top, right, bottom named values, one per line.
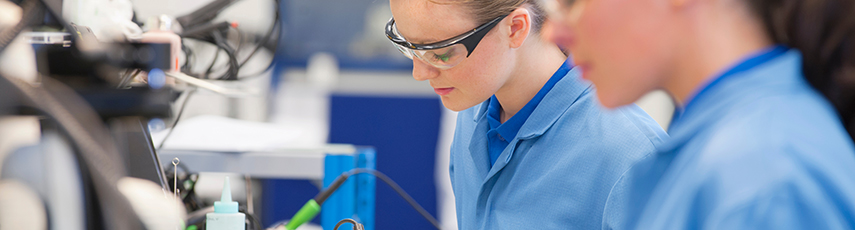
left=211, top=31, right=239, bottom=80
left=203, top=26, right=242, bottom=79
left=181, top=42, right=195, bottom=73
left=205, top=47, right=222, bottom=79
left=156, top=88, right=196, bottom=151
left=345, top=169, right=442, bottom=230
left=232, top=26, right=244, bottom=56
left=235, top=0, right=280, bottom=80
left=245, top=208, right=263, bottom=230
left=234, top=22, right=278, bottom=80
left=334, top=218, right=364, bottom=230
left=177, top=0, right=280, bottom=81
left=285, top=168, right=442, bottom=230
left=238, top=0, right=279, bottom=69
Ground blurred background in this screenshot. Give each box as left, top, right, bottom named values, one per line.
left=0, top=0, right=673, bottom=229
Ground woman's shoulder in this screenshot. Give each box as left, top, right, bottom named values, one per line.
left=687, top=92, right=855, bottom=185
left=548, top=90, right=668, bottom=149
left=709, top=84, right=852, bottom=152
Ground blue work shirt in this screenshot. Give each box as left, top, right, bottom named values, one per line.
left=485, top=62, right=572, bottom=166
left=619, top=48, right=855, bottom=229
left=450, top=66, right=668, bottom=229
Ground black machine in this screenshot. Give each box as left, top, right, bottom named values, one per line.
left=0, top=0, right=179, bottom=229
left=0, top=0, right=280, bottom=228
left=29, top=16, right=176, bottom=190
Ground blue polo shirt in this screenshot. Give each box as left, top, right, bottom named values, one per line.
left=449, top=64, right=667, bottom=230
left=621, top=48, right=855, bottom=229
left=485, top=61, right=572, bottom=166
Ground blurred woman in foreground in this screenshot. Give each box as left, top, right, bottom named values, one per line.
left=547, top=0, right=855, bottom=228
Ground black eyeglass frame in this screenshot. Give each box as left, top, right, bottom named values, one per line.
left=385, top=14, right=508, bottom=57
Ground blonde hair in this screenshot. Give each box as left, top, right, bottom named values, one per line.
left=430, top=0, right=547, bottom=32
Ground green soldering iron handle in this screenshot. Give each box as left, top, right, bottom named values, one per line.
left=285, top=199, right=321, bottom=230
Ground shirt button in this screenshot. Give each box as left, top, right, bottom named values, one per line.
left=498, top=135, right=505, bottom=142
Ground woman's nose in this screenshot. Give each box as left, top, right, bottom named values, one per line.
left=411, top=58, right=439, bottom=81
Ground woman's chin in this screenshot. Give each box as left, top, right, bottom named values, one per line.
left=440, top=97, right=480, bottom=112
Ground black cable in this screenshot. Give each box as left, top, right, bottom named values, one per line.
left=156, top=88, right=196, bottom=151
left=211, top=31, right=239, bottom=80
left=181, top=42, right=195, bottom=72
left=234, top=0, right=280, bottom=79
left=320, top=169, right=442, bottom=230
left=334, top=218, right=364, bottom=230
left=245, top=210, right=263, bottom=230
left=205, top=27, right=243, bottom=79
left=238, top=0, right=279, bottom=68
left=231, top=26, right=244, bottom=55
left=181, top=174, right=203, bottom=210
left=176, top=0, right=238, bottom=29
left=175, top=0, right=279, bottom=81
left=205, top=47, right=222, bottom=79
left=234, top=21, right=278, bottom=80
left=182, top=37, right=231, bottom=80
left=176, top=0, right=280, bottom=81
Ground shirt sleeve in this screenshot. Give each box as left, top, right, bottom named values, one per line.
left=708, top=183, right=851, bottom=230
left=601, top=167, right=632, bottom=230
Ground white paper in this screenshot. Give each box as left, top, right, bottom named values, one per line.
left=151, top=115, right=322, bottom=152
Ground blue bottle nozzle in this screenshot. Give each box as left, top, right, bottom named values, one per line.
left=214, top=176, right=239, bottom=213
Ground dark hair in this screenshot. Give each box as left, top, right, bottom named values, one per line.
left=749, top=0, right=855, bottom=140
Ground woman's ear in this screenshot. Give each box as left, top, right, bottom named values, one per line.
left=507, top=8, right=532, bottom=48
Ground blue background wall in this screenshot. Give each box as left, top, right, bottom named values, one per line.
left=327, top=95, right=442, bottom=230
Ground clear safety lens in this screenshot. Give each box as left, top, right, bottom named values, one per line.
left=411, top=43, right=469, bottom=69
left=394, top=43, right=415, bottom=59
left=389, top=22, right=470, bottom=69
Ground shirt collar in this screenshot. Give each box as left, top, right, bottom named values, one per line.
left=484, top=61, right=573, bottom=141
left=474, top=60, right=590, bottom=139
left=672, top=45, right=790, bottom=123
left=661, top=48, right=801, bottom=153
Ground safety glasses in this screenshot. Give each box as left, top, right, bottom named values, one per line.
left=385, top=15, right=508, bottom=69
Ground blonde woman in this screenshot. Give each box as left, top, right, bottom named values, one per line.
left=386, top=0, right=667, bottom=228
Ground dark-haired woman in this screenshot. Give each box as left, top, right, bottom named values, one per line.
left=546, top=0, right=855, bottom=229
